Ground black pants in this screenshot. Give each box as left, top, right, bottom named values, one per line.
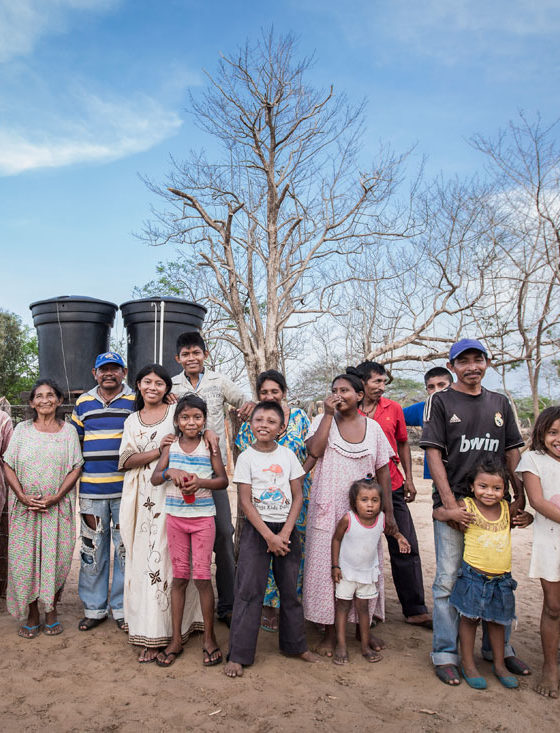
left=386, top=485, right=428, bottom=617
left=228, top=520, right=307, bottom=666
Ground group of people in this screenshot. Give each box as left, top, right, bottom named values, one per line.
left=0, top=333, right=559, bottom=699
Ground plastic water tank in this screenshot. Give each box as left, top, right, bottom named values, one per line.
left=120, top=297, right=207, bottom=384
left=30, top=295, right=118, bottom=393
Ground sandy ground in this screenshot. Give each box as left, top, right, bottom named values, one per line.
left=1, top=460, right=558, bottom=732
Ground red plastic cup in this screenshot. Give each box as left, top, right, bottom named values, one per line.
left=182, top=477, right=196, bottom=503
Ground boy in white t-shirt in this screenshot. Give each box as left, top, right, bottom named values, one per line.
left=225, top=401, right=318, bottom=677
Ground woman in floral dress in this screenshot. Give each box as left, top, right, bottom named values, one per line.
left=119, top=364, right=203, bottom=663
left=3, top=379, right=83, bottom=637
left=303, top=371, right=395, bottom=656
left=235, top=369, right=315, bottom=631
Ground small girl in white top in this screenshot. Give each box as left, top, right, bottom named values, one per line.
left=331, top=477, right=410, bottom=665
left=516, top=406, right=560, bottom=699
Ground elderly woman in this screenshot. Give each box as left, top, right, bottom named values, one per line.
left=235, top=369, right=315, bottom=632
left=3, top=379, right=83, bottom=637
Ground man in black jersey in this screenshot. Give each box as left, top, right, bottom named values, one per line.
left=420, top=339, right=530, bottom=686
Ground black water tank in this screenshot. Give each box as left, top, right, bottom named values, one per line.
left=120, top=297, right=207, bottom=384
left=30, top=295, right=118, bottom=393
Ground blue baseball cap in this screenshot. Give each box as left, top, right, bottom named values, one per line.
left=449, top=339, right=488, bottom=361
left=94, top=352, right=126, bottom=369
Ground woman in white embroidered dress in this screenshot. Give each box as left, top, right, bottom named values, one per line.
left=119, top=364, right=203, bottom=662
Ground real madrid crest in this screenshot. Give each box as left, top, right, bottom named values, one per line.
left=494, top=412, right=504, bottom=427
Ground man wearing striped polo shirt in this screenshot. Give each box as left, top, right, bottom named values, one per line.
left=71, top=352, right=135, bottom=631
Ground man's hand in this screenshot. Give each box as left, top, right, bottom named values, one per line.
left=512, top=510, right=533, bottom=528
left=167, top=393, right=178, bottom=404
left=445, top=504, right=475, bottom=532
left=403, top=478, right=417, bottom=503
left=509, top=494, right=526, bottom=517
left=237, top=401, right=256, bottom=420
left=396, top=534, right=411, bottom=553
left=202, top=429, right=220, bottom=456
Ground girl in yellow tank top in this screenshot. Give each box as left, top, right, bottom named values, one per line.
left=433, top=459, right=532, bottom=690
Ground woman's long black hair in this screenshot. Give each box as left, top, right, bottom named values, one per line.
left=134, top=364, right=172, bottom=411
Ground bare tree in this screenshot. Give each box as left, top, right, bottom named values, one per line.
left=141, top=31, right=417, bottom=387
left=331, top=176, right=500, bottom=368
left=471, top=113, right=560, bottom=418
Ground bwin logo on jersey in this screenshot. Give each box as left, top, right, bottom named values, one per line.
left=459, top=433, right=499, bottom=453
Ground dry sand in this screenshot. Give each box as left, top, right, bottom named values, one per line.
left=1, top=463, right=558, bottom=732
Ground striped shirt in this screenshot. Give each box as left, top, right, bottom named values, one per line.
left=71, top=385, right=135, bottom=499
left=165, top=438, right=216, bottom=518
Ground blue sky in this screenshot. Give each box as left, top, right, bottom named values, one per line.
left=1, top=0, right=558, bottom=332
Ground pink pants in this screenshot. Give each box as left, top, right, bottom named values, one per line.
left=166, top=515, right=216, bottom=580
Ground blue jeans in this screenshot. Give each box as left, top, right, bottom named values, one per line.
left=432, top=519, right=514, bottom=666
left=78, top=497, right=125, bottom=620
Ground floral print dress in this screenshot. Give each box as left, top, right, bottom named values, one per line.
left=4, top=420, right=83, bottom=619
left=235, top=407, right=311, bottom=606
left=119, top=407, right=203, bottom=647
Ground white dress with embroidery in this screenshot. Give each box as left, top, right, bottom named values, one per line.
left=119, top=407, right=203, bottom=646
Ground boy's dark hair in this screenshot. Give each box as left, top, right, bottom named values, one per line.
left=354, top=361, right=387, bottom=381
left=348, top=477, right=383, bottom=513
left=466, top=457, right=508, bottom=490
left=176, top=331, right=206, bottom=355
left=530, top=406, right=560, bottom=453
left=255, top=369, right=287, bottom=396
left=332, top=371, right=364, bottom=394
left=133, top=363, right=172, bottom=411
left=251, top=400, right=285, bottom=426
left=423, top=367, right=453, bottom=386
left=174, top=393, right=208, bottom=435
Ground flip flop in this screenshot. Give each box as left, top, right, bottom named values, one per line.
left=435, top=664, right=461, bottom=686
left=203, top=647, right=223, bottom=666
left=260, top=616, right=279, bottom=633
left=115, top=618, right=128, bottom=632
left=362, top=649, right=383, bottom=663
left=43, top=622, right=63, bottom=636
left=493, top=665, right=519, bottom=689
left=138, top=647, right=160, bottom=664
left=18, top=624, right=41, bottom=639
left=156, top=648, right=184, bottom=668
left=333, top=652, right=349, bottom=665
left=504, top=655, right=531, bottom=676
left=78, top=617, right=107, bottom=631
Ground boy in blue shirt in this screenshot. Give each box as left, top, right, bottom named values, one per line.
left=403, top=367, right=453, bottom=480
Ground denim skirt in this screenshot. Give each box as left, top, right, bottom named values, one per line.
left=450, top=560, right=517, bottom=625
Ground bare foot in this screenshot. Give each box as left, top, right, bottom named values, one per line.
left=362, top=646, right=383, bottom=663
left=405, top=613, right=432, bottom=629
left=355, top=625, right=385, bottom=650
left=316, top=641, right=335, bottom=657
left=462, top=661, right=483, bottom=680
left=368, top=633, right=385, bottom=651
left=333, top=644, right=349, bottom=665
left=299, top=650, right=320, bottom=663
left=535, top=665, right=559, bottom=698
left=224, top=661, right=243, bottom=678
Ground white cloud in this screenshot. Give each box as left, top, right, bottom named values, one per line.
left=0, top=90, right=182, bottom=175
left=0, top=0, right=119, bottom=63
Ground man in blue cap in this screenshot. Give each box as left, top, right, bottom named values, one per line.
left=420, top=339, right=530, bottom=685
left=71, top=352, right=135, bottom=631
